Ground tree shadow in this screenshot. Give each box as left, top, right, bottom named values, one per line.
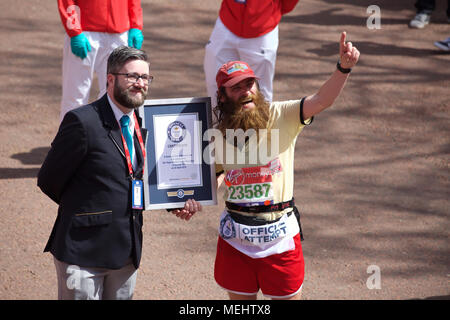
left=420, top=295, right=450, bottom=300
left=11, top=147, right=49, bottom=166
left=0, top=168, right=40, bottom=179
left=284, top=0, right=449, bottom=24
left=0, top=147, right=49, bottom=180
left=283, top=8, right=410, bottom=27
left=307, top=40, right=450, bottom=57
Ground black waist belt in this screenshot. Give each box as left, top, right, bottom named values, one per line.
left=225, top=198, right=304, bottom=241
left=228, top=210, right=292, bottom=226
left=225, top=198, right=295, bottom=213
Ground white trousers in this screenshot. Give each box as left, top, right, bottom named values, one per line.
left=204, top=18, right=279, bottom=109
left=53, top=256, right=137, bottom=300
left=60, top=31, right=128, bottom=122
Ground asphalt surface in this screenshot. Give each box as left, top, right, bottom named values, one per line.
left=0, top=0, right=449, bottom=300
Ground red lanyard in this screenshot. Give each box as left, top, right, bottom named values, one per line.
left=120, top=113, right=146, bottom=178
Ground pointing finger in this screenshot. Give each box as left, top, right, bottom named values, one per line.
left=340, top=31, right=347, bottom=56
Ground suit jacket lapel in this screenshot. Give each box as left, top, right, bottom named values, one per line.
left=98, top=95, right=147, bottom=176
left=97, top=94, right=126, bottom=158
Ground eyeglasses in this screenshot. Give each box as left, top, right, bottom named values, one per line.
left=113, top=73, right=154, bottom=84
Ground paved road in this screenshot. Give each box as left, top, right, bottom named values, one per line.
left=0, top=0, right=448, bottom=300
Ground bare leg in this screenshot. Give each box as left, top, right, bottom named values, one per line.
left=271, top=289, right=302, bottom=300
left=228, top=292, right=258, bottom=300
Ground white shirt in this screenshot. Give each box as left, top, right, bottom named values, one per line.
left=107, top=94, right=137, bottom=170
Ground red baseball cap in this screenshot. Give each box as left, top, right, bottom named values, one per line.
left=216, top=61, right=259, bottom=89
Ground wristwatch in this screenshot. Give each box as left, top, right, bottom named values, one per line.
left=337, top=61, right=352, bottom=74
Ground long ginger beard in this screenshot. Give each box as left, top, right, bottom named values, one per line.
left=215, top=88, right=270, bottom=136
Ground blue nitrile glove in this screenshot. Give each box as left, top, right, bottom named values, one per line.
left=128, top=28, right=144, bottom=49
left=70, top=33, right=92, bottom=59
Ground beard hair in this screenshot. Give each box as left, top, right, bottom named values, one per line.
left=113, top=80, right=148, bottom=109
left=216, top=88, right=270, bottom=136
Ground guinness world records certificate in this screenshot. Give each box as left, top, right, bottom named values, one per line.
left=153, top=113, right=201, bottom=189
left=140, top=97, right=217, bottom=210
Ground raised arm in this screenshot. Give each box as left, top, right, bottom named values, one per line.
left=302, top=32, right=360, bottom=120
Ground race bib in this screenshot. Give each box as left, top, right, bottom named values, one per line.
left=224, top=158, right=282, bottom=206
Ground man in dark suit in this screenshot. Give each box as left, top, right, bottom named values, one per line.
left=38, top=46, right=201, bottom=300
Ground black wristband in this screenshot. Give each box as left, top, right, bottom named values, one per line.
left=300, top=97, right=314, bottom=125
left=337, top=61, right=352, bottom=74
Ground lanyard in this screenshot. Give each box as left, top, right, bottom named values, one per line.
left=119, top=113, right=146, bottom=178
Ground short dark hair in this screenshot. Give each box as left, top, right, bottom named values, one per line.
left=107, top=45, right=149, bottom=74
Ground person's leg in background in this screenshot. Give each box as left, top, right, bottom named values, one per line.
left=204, top=18, right=240, bottom=110
left=60, top=32, right=98, bottom=122
left=237, top=26, right=279, bottom=103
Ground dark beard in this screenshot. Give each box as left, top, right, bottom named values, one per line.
left=113, top=81, right=147, bottom=109
left=216, top=89, right=270, bottom=135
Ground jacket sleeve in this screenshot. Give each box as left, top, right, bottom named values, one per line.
left=128, top=0, right=143, bottom=30
left=37, top=112, right=88, bottom=204
left=57, top=0, right=82, bottom=37
left=280, top=0, right=299, bottom=15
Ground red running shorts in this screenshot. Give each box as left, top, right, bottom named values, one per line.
left=214, top=233, right=304, bottom=298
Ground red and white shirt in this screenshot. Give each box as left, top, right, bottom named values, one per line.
left=57, top=0, right=143, bottom=37
left=219, top=0, right=299, bottom=38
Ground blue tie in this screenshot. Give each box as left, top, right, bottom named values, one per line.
left=120, top=115, right=134, bottom=165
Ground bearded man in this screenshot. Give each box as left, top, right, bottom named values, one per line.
left=38, top=46, right=201, bottom=300
left=211, top=32, right=359, bottom=300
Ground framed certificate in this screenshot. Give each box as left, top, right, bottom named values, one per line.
left=140, top=97, right=217, bottom=210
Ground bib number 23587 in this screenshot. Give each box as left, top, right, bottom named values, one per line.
left=227, top=182, right=273, bottom=204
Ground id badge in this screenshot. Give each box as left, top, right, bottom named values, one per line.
left=132, top=180, right=143, bottom=209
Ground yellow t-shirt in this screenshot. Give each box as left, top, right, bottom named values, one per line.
left=215, top=100, right=312, bottom=221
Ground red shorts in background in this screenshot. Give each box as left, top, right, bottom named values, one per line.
left=214, top=233, right=304, bottom=299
